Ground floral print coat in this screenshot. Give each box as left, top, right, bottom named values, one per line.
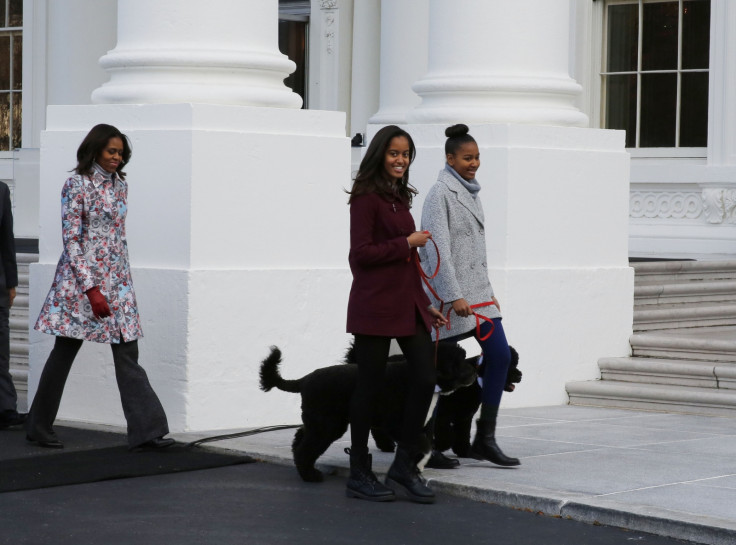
left=34, top=168, right=143, bottom=343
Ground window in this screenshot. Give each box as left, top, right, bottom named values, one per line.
left=279, top=0, right=309, bottom=108
left=0, top=0, right=21, bottom=152
left=602, top=0, right=710, bottom=149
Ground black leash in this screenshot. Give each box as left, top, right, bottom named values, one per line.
left=183, top=424, right=302, bottom=449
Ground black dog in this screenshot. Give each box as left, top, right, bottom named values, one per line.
left=259, top=343, right=478, bottom=482
left=433, top=345, right=521, bottom=458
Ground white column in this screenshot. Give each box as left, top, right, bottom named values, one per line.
left=30, top=1, right=350, bottom=432
left=403, top=0, right=632, bottom=409
left=407, top=0, right=588, bottom=126
left=91, top=0, right=301, bottom=108
left=368, top=0, right=429, bottom=124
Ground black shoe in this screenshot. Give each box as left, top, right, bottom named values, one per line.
left=426, top=449, right=460, bottom=469
left=345, top=448, right=396, bottom=502
left=133, top=436, right=175, bottom=451
left=469, top=419, right=520, bottom=467
left=26, top=435, right=64, bottom=449
left=0, top=412, right=27, bottom=429
left=385, top=447, right=435, bottom=504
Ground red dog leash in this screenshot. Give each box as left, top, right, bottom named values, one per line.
left=414, top=235, right=498, bottom=342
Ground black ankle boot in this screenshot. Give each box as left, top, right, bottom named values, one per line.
left=469, top=418, right=520, bottom=466
left=426, top=449, right=460, bottom=469
left=385, top=447, right=435, bottom=503
left=345, top=448, right=395, bottom=502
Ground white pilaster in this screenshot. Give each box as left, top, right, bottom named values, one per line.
left=708, top=0, right=736, bottom=166
left=368, top=0, right=429, bottom=124
left=407, top=0, right=588, bottom=127
left=91, top=0, right=301, bottom=107
left=349, top=0, right=381, bottom=137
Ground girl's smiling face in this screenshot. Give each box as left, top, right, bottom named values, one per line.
left=447, top=141, right=480, bottom=181
left=383, top=136, right=411, bottom=182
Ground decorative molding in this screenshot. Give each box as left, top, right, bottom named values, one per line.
left=702, top=188, right=736, bottom=224
left=630, top=192, right=702, bottom=220
left=324, top=13, right=336, bottom=55
left=319, top=0, right=337, bottom=9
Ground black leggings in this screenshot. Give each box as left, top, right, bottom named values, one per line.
left=349, top=319, right=436, bottom=454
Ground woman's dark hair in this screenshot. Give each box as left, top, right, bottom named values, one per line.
left=74, top=124, right=132, bottom=179
left=347, top=125, right=418, bottom=205
left=444, top=123, right=476, bottom=156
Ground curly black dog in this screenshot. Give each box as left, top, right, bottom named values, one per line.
left=433, top=345, right=521, bottom=458
left=259, top=343, right=479, bottom=482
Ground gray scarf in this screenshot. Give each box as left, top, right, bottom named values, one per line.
left=445, top=164, right=481, bottom=199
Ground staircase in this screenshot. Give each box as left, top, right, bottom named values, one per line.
left=10, top=253, right=37, bottom=412
left=566, top=260, right=736, bottom=416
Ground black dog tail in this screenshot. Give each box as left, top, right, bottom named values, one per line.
left=259, top=346, right=303, bottom=393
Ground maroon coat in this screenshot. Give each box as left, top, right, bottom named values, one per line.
left=346, top=192, right=433, bottom=336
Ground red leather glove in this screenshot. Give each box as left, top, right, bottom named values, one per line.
left=86, top=286, right=112, bottom=318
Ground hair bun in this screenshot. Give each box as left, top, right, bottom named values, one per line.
left=445, top=124, right=469, bottom=138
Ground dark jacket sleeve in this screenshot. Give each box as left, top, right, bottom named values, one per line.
left=0, top=182, right=17, bottom=289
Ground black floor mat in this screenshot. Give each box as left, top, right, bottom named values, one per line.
left=1, top=440, right=255, bottom=493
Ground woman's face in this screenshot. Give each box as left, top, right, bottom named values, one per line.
left=96, top=136, right=124, bottom=174
left=447, top=141, right=480, bottom=181
left=383, top=136, right=411, bottom=182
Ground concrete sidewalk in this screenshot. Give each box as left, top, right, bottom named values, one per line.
left=170, top=405, right=736, bottom=545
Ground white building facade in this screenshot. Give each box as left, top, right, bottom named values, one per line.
left=2, top=0, right=732, bottom=430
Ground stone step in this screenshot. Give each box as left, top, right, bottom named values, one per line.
left=566, top=380, right=736, bottom=417
left=630, top=326, right=736, bottom=362
left=597, top=356, right=736, bottom=389
left=11, top=293, right=28, bottom=308
left=633, top=303, right=736, bottom=331
left=635, top=280, right=736, bottom=306
left=632, top=260, right=736, bottom=285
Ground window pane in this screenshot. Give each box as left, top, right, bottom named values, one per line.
left=607, top=4, right=638, bottom=72
left=682, top=0, right=710, bottom=69
left=0, top=36, right=8, bottom=89
left=11, top=33, right=19, bottom=89
left=640, top=73, right=677, bottom=147
left=0, top=0, right=5, bottom=28
left=642, top=2, right=679, bottom=71
left=8, top=0, right=21, bottom=27
left=11, top=90, right=19, bottom=149
left=0, top=92, right=9, bottom=151
left=680, top=72, right=708, bottom=146
left=605, top=74, right=637, bottom=148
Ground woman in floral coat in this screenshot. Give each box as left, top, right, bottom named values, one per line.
left=27, top=124, right=173, bottom=451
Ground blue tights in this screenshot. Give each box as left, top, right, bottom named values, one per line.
left=446, top=318, right=510, bottom=407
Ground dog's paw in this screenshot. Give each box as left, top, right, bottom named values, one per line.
left=297, top=466, right=325, bottom=483
left=452, top=443, right=472, bottom=458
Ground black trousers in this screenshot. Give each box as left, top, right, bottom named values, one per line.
left=0, top=306, right=17, bottom=413
left=26, top=336, right=170, bottom=448
left=349, top=319, right=436, bottom=454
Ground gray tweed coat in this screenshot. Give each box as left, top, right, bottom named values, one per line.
left=419, top=167, right=501, bottom=340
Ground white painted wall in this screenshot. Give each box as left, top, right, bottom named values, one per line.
left=29, top=104, right=353, bottom=431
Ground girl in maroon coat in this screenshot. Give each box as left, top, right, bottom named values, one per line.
left=346, top=125, right=446, bottom=503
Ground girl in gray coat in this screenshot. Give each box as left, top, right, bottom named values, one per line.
left=420, top=124, right=519, bottom=467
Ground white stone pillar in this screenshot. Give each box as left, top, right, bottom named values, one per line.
left=407, top=0, right=588, bottom=126
left=368, top=0, right=429, bottom=124
left=91, top=0, right=301, bottom=108
left=400, top=0, right=632, bottom=408
left=30, top=1, right=350, bottom=432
